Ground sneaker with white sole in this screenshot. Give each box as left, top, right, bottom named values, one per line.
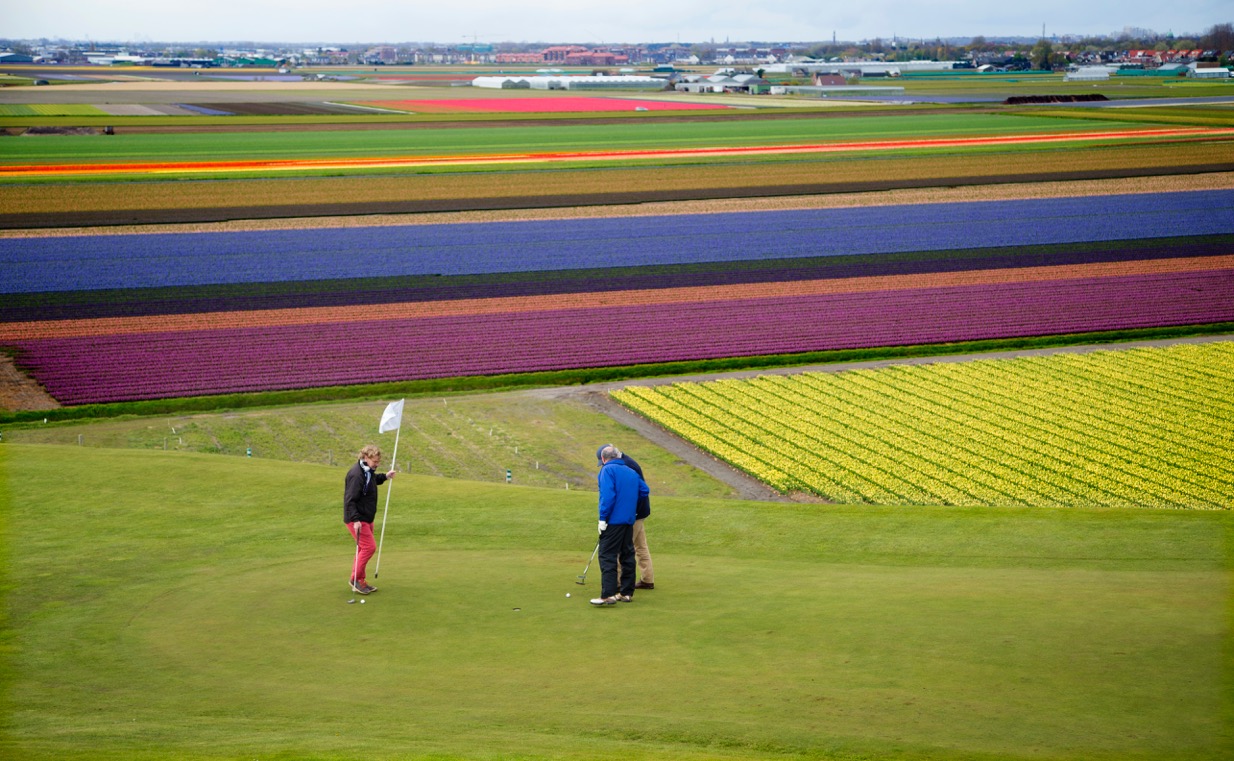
left=590, top=596, right=617, bottom=606
left=616, top=594, right=632, bottom=603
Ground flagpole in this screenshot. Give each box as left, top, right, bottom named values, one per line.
left=373, top=400, right=403, bottom=580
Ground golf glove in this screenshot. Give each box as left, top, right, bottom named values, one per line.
left=598, top=521, right=608, bottom=533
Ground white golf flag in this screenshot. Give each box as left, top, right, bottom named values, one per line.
left=379, top=399, right=405, bottom=434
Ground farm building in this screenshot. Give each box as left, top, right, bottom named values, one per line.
left=772, top=84, right=906, bottom=99
left=768, top=60, right=957, bottom=77
left=1188, top=63, right=1231, bottom=78
left=1064, top=66, right=1112, bottom=81
left=472, top=74, right=664, bottom=90
left=675, top=73, right=769, bottom=93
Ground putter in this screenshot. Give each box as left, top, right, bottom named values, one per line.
left=575, top=540, right=600, bottom=585
left=347, top=521, right=361, bottom=604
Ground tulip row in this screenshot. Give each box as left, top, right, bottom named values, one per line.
left=6, top=233, right=1226, bottom=324
left=9, top=267, right=1232, bottom=405
left=612, top=342, right=1234, bottom=509
left=4, top=190, right=1231, bottom=294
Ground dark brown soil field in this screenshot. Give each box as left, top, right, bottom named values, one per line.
left=185, top=102, right=378, bottom=116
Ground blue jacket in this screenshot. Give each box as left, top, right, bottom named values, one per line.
left=597, top=459, right=649, bottom=526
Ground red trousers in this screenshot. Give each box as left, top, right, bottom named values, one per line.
left=347, top=521, right=376, bottom=583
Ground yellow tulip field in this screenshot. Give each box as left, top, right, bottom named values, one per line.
left=613, top=341, right=1234, bottom=508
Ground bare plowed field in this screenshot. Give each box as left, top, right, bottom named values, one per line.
left=184, top=101, right=384, bottom=116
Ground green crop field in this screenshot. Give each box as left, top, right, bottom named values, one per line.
left=0, top=112, right=1137, bottom=166
left=2, top=443, right=1230, bottom=761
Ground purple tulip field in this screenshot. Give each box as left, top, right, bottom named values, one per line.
left=2, top=190, right=1232, bottom=405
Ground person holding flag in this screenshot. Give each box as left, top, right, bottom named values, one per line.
left=343, top=400, right=403, bottom=595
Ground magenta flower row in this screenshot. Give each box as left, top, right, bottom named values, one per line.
left=11, top=269, right=1233, bottom=405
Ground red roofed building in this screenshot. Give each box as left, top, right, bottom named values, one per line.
left=542, top=45, right=588, bottom=63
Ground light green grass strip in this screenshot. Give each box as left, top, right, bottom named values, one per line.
left=0, top=104, right=108, bottom=117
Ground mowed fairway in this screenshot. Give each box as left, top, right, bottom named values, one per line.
left=2, top=444, right=1229, bottom=760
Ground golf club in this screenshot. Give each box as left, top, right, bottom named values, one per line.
left=347, top=521, right=361, bottom=604
left=575, top=539, right=600, bottom=585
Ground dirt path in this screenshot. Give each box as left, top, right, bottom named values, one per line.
left=0, top=353, right=58, bottom=411
left=530, top=334, right=1234, bottom=503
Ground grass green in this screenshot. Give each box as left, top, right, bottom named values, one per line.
left=1, top=443, right=1230, bottom=760
left=0, top=392, right=736, bottom=497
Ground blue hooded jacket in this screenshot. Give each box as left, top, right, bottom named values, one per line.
left=597, top=459, right=649, bottom=526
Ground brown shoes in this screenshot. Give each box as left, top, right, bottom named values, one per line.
left=634, top=581, right=654, bottom=590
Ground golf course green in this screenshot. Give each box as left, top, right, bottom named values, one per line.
left=2, top=443, right=1229, bottom=760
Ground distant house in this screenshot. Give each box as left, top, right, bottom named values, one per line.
left=813, top=73, right=846, bottom=86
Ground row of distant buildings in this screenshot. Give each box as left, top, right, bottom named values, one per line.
left=2, top=41, right=1229, bottom=70
left=0, top=42, right=792, bottom=68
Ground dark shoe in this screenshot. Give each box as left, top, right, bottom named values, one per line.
left=634, top=581, right=654, bottom=590
left=360, top=582, right=377, bottom=594
left=350, top=580, right=370, bottom=595
left=589, top=596, right=617, bottom=606
left=616, top=594, right=632, bottom=603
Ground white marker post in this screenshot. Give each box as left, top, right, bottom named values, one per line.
left=373, top=398, right=404, bottom=580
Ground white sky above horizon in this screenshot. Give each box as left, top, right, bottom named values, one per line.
left=2, top=1, right=1228, bottom=46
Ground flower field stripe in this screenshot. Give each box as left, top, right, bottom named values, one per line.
left=939, top=356, right=1234, bottom=500
left=8, top=269, right=1232, bottom=405
left=7, top=235, right=1228, bottom=325
left=732, top=374, right=1060, bottom=506
left=4, top=191, right=1232, bottom=294
left=2, top=126, right=1230, bottom=179
left=872, top=363, right=1213, bottom=507
left=356, top=97, right=732, bottom=113
left=610, top=342, right=1234, bottom=508
left=4, top=253, right=1229, bottom=342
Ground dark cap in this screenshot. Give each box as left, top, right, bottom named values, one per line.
left=596, top=444, right=614, bottom=465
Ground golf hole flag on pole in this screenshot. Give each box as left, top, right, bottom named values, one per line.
left=374, top=399, right=404, bottom=579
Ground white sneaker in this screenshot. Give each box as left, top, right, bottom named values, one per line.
left=590, top=596, right=617, bottom=606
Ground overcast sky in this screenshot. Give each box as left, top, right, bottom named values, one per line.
left=3, top=0, right=1228, bottom=45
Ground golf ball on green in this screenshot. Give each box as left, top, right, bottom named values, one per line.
left=360, top=599, right=366, bottom=604
left=565, top=593, right=571, bottom=598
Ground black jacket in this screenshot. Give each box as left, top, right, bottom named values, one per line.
left=620, top=454, right=652, bottom=520
left=343, top=460, right=387, bottom=524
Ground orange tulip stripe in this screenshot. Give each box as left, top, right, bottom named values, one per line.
left=1, top=126, right=1230, bottom=178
